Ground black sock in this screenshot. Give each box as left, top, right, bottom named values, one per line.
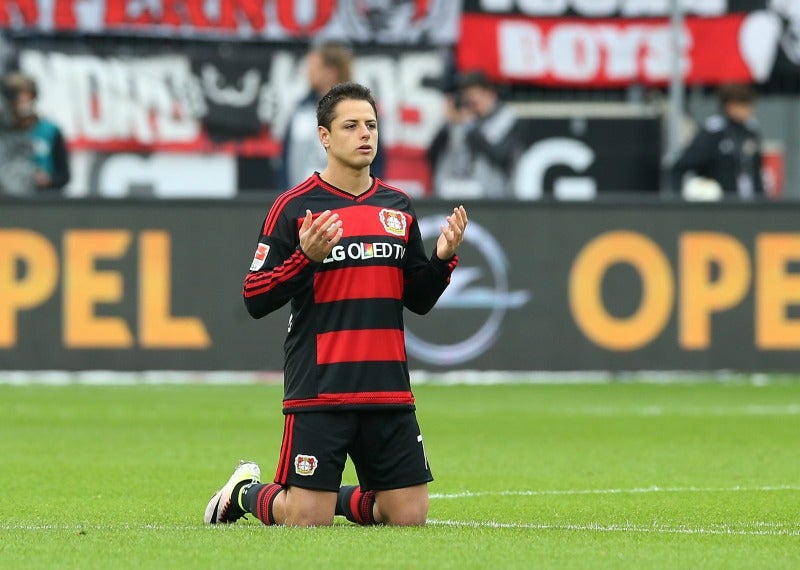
left=240, top=483, right=284, bottom=525
left=335, top=485, right=358, bottom=516
left=336, top=485, right=377, bottom=525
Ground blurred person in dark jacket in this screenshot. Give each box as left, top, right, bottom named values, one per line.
left=280, top=42, right=384, bottom=190
left=428, top=70, right=519, bottom=199
left=672, top=83, right=764, bottom=200
left=0, top=72, right=70, bottom=196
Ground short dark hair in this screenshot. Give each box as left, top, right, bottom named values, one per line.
left=457, top=70, right=494, bottom=91
left=718, top=83, right=756, bottom=105
left=2, top=72, right=37, bottom=100
left=317, top=82, right=377, bottom=130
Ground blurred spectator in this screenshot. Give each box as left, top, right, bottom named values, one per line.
left=0, top=72, right=70, bottom=196
left=428, top=70, right=519, bottom=199
left=279, top=42, right=384, bottom=190
left=672, top=83, right=764, bottom=200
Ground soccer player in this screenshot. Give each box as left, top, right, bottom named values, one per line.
left=204, top=82, right=467, bottom=527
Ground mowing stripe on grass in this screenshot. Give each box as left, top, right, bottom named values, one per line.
left=568, top=404, right=800, bottom=416
left=430, top=485, right=800, bottom=499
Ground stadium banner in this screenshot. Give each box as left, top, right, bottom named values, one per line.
left=12, top=43, right=449, bottom=196
left=511, top=114, right=661, bottom=198
left=2, top=198, right=800, bottom=372
left=0, top=0, right=461, bottom=44
left=457, top=2, right=800, bottom=87
left=7, top=41, right=665, bottom=198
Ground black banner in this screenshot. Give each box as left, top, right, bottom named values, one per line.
left=463, top=1, right=764, bottom=17
left=2, top=198, right=800, bottom=372
left=512, top=114, right=662, bottom=197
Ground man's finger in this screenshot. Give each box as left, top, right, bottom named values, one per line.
left=319, top=214, right=340, bottom=236
left=300, top=209, right=314, bottom=233
left=459, top=205, right=468, bottom=226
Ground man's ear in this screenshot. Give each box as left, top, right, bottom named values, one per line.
left=318, top=126, right=330, bottom=150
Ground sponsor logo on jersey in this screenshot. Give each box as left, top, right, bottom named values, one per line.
left=379, top=209, right=407, bottom=237
left=323, top=242, right=406, bottom=264
left=250, top=243, right=270, bottom=271
left=294, top=454, right=318, bottom=476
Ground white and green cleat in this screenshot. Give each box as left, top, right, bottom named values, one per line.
left=204, top=460, right=261, bottom=524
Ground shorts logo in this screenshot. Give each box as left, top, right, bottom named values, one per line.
left=294, top=454, right=318, bottom=476
left=379, top=209, right=407, bottom=237
left=250, top=243, right=270, bottom=271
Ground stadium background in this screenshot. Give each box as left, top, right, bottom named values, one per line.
left=2, top=0, right=800, bottom=374
left=2, top=5, right=799, bottom=568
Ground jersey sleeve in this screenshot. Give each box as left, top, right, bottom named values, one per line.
left=402, top=212, right=458, bottom=315
left=242, top=199, right=317, bottom=319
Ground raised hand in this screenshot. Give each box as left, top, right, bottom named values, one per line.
left=436, top=205, right=468, bottom=260
left=299, top=209, right=344, bottom=262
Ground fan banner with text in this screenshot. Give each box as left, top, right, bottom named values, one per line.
left=458, top=1, right=800, bottom=87
left=0, top=0, right=461, bottom=44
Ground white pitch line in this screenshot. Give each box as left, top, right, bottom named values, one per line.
left=0, top=524, right=202, bottom=531
left=427, top=519, right=800, bottom=536
left=429, top=485, right=800, bottom=499
left=2, top=521, right=798, bottom=537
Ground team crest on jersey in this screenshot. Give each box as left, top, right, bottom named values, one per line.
left=294, top=454, right=318, bottom=476
left=379, top=209, right=407, bottom=237
left=249, top=243, right=270, bottom=271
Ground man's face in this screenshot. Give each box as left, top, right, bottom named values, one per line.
left=461, top=85, right=496, bottom=118
left=319, top=98, right=378, bottom=170
left=306, top=51, right=329, bottom=94
left=10, top=88, right=35, bottom=124
left=725, top=100, right=755, bottom=124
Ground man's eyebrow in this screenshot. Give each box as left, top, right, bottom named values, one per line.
left=339, top=117, right=378, bottom=124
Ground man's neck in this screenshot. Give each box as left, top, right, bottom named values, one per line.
left=319, top=166, right=372, bottom=197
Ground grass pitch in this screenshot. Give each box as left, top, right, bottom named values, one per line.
left=1, top=379, right=798, bottom=569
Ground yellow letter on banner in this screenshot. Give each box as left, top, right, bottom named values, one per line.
left=679, top=233, right=750, bottom=350
left=63, top=230, right=134, bottom=348
left=756, top=233, right=800, bottom=349
left=0, top=230, right=59, bottom=347
left=569, top=231, right=673, bottom=351
left=138, top=231, right=210, bottom=349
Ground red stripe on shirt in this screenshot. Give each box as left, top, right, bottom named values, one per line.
left=446, top=254, right=459, bottom=282
left=283, top=391, right=415, bottom=410
left=314, top=265, right=403, bottom=304
left=316, top=329, right=405, bottom=365
left=262, top=178, right=315, bottom=236
left=308, top=205, right=411, bottom=242
left=243, top=250, right=308, bottom=297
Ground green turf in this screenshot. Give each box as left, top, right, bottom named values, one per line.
left=1, top=380, right=798, bottom=569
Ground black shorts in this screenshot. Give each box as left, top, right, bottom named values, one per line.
left=273, top=410, right=433, bottom=492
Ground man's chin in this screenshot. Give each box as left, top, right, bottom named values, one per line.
left=347, top=156, right=375, bottom=169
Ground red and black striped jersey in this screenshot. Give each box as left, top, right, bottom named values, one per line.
left=243, top=173, right=458, bottom=413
